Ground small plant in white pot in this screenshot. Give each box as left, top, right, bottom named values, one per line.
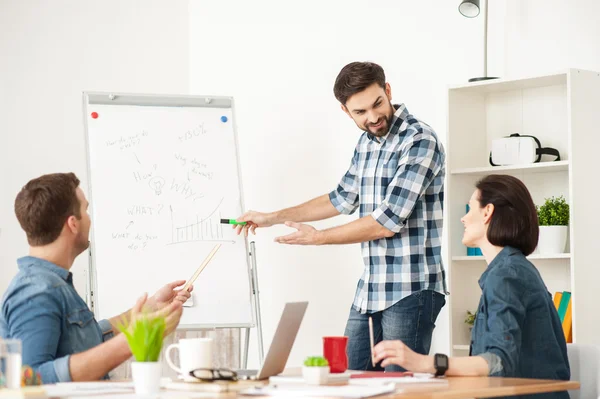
left=536, top=196, right=569, bottom=254
left=465, top=310, right=476, bottom=334
left=303, top=356, right=330, bottom=385
left=118, top=313, right=166, bottom=397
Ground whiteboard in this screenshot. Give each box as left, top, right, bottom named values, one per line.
left=83, top=93, right=253, bottom=328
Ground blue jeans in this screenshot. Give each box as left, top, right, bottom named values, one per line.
left=344, top=290, right=446, bottom=371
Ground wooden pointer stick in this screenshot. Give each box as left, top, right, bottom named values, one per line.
left=182, top=244, right=221, bottom=292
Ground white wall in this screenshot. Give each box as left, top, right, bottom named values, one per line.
left=504, top=0, right=600, bottom=77
left=189, top=0, right=506, bottom=367
left=0, top=0, right=519, bottom=371
left=3, top=0, right=596, bottom=375
left=0, top=1, right=189, bottom=296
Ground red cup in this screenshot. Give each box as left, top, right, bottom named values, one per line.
left=323, top=336, right=348, bottom=373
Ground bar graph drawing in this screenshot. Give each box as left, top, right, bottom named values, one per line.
left=169, top=199, right=235, bottom=245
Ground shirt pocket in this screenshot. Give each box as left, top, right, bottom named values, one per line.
left=67, top=308, right=95, bottom=328
left=63, top=307, right=102, bottom=354
left=62, top=306, right=112, bottom=380
left=472, top=301, right=487, bottom=346
left=379, top=151, right=399, bottom=199
left=381, top=151, right=399, bottom=177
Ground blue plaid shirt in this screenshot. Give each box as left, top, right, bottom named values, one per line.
left=329, top=104, right=447, bottom=313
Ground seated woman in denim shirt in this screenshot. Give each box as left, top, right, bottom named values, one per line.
left=374, top=174, right=570, bottom=398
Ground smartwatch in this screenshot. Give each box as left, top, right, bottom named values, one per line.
left=434, top=353, right=448, bottom=377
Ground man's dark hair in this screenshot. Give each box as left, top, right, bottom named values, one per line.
left=476, top=174, right=539, bottom=256
left=333, top=62, right=386, bottom=105
left=14, top=173, right=82, bottom=246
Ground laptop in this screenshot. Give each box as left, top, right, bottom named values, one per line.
left=236, top=301, right=308, bottom=380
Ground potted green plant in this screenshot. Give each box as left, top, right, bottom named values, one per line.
left=302, top=356, right=330, bottom=385
left=118, top=314, right=166, bottom=396
left=536, top=196, right=569, bottom=254
left=465, top=310, right=476, bottom=333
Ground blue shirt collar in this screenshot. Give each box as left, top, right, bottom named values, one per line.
left=478, top=246, right=521, bottom=289
left=17, top=256, right=72, bottom=282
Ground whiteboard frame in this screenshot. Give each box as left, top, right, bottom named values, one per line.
left=81, top=91, right=259, bottom=331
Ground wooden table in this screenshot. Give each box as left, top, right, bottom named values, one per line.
left=271, top=369, right=580, bottom=398
left=39, top=376, right=579, bottom=399
left=188, top=376, right=578, bottom=399
left=370, top=376, right=579, bottom=398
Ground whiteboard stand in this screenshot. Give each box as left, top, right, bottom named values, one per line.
left=87, top=241, right=265, bottom=369
left=243, top=241, right=264, bottom=368
left=81, top=91, right=265, bottom=371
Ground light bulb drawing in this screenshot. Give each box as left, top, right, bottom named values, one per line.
left=148, top=176, right=165, bottom=195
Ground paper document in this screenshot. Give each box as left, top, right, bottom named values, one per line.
left=47, top=380, right=217, bottom=398
left=241, top=382, right=396, bottom=398
left=269, top=372, right=351, bottom=384
left=45, top=382, right=133, bottom=397
left=350, top=374, right=448, bottom=386
left=46, top=391, right=212, bottom=399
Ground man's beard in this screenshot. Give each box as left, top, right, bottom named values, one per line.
left=366, top=117, right=389, bottom=136
left=363, top=106, right=394, bottom=137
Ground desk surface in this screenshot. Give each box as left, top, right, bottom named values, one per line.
left=227, top=376, right=578, bottom=399
left=376, top=376, right=579, bottom=398
left=42, top=376, right=579, bottom=399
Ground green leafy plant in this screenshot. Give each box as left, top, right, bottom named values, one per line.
left=304, top=356, right=329, bottom=367
left=117, top=314, right=166, bottom=362
left=537, top=196, right=569, bottom=226
left=465, top=310, right=476, bottom=326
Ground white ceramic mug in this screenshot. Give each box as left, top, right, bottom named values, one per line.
left=165, top=338, right=213, bottom=381
left=0, top=339, right=22, bottom=389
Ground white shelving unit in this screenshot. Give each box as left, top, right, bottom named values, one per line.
left=453, top=345, right=470, bottom=352
left=445, top=69, right=600, bottom=357
left=452, top=254, right=571, bottom=261
left=451, top=160, right=569, bottom=176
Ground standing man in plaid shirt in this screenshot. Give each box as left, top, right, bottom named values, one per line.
left=235, top=62, right=447, bottom=371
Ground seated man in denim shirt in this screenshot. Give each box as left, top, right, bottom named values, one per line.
left=373, top=175, right=570, bottom=399
left=0, top=173, right=192, bottom=383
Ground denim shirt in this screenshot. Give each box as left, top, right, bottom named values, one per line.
left=470, top=247, right=570, bottom=399
left=0, top=256, right=114, bottom=383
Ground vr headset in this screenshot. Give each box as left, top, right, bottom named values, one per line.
left=490, top=133, right=561, bottom=166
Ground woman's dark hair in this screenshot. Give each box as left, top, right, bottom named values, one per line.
left=476, top=174, right=539, bottom=256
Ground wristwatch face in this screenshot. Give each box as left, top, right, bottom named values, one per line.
left=436, top=354, right=448, bottom=368
left=435, top=354, right=448, bottom=375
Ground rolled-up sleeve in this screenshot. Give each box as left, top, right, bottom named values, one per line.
left=98, top=319, right=115, bottom=342
left=8, top=291, right=72, bottom=383
left=329, top=148, right=360, bottom=215
left=48, top=355, right=71, bottom=383
left=371, top=132, right=443, bottom=233
left=479, top=352, right=503, bottom=375
left=481, top=266, right=526, bottom=377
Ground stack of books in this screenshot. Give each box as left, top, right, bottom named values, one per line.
left=553, top=291, right=572, bottom=343
left=465, top=205, right=483, bottom=256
